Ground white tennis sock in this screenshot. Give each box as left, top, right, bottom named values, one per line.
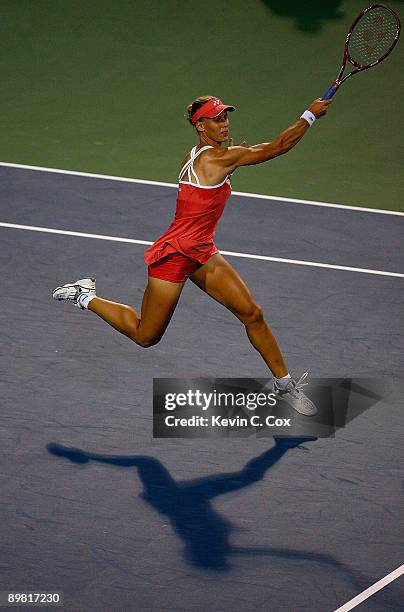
left=275, top=373, right=292, bottom=389
left=79, top=293, right=96, bottom=309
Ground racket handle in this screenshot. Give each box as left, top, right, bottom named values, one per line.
left=322, top=83, right=339, bottom=100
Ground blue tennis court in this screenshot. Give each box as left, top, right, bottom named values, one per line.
left=1, top=164, right=403, bottom=611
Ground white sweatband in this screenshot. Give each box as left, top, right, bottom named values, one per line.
left=300, top=110, right=316, bottom=126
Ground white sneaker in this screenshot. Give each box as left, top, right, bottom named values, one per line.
left=274, top=372, right=318, bottom=416
left=52, top=278, right=96, bottom=309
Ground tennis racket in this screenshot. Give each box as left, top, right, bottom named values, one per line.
left=323, top=4, right=401, bottom=99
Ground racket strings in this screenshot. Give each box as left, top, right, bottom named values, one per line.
left=348, top=7, right=399, bottom=67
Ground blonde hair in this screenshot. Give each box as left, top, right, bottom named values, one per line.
left=185, top=95, right=215, bottom=125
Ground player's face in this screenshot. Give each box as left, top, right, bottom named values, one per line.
left=199, top=111, right=229, bottom=143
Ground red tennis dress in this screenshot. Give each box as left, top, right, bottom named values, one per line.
left=144, top=145, right=232, bottom=282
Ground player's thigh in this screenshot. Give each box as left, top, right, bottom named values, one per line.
left=139, top=277, right=184, bottom=339
left=190, top=254, right=262, bottom=322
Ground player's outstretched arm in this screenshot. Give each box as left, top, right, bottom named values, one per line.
left=222, top=98, right=332, bottom=172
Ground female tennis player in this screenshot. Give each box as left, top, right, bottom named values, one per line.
left=53, top=95, right=332, bottom=415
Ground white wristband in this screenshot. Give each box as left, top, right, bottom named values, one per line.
left=300, top=110, right=316, bottom=126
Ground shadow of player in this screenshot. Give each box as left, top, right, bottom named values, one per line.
left=47, top=437, right=346, bottom=572
left=47, top=436, right=394, bottom=604
left=262, top=0, right=344, bottom=33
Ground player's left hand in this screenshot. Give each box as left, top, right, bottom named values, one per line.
left=228, top=138, right=247, bottom=147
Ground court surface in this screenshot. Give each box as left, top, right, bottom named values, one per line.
left=1, top=165, right=403, bottom=611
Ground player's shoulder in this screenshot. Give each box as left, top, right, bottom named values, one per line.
left=198, top=146, right=230, bottom=160
left=180, top=145, right=232, bottom=167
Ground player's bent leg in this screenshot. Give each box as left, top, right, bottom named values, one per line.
left=191, top=255, right=318, bottom=416
left=190, top=254, right=288, bottom=377
left=88, top=277, right=184, bottom=348
left=136, top=277, right=184, bottom=347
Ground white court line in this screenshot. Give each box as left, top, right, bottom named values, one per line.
left=1, top=222, right=403, bottom=279
left=334, top=563, right=404, bottom=611
left=1, top=161, right=404, bottom=217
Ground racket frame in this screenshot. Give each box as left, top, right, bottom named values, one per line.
left=323, top=3, right=401, bottom=99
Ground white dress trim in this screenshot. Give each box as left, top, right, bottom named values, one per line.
left=178, top=146, right=229, bottom=189
left=179, top=177, right=230, bottom=190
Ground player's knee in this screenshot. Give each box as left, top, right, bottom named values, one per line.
left=136, top=333, right=162, bottom=348
left=240, top=303, right=264, bottom=326
left=126, top=321, right=164, bottom=348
